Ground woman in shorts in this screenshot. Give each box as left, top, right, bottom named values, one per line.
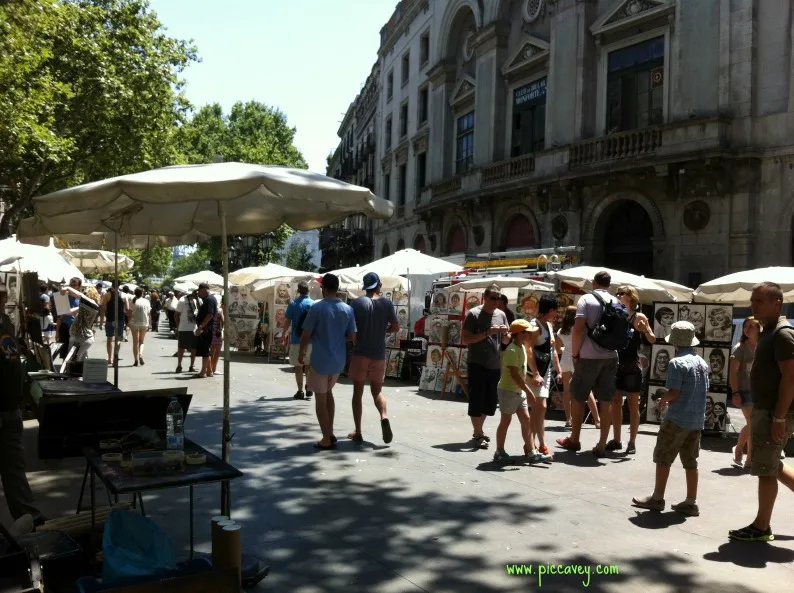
left=730, top=316, right=761, bottom=467
left=129, top=288, right=152, bottom=366
left=606, top=285, right=655, bottom=455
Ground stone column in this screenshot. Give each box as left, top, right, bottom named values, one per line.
left=472, top=22, right=510, bottom=166
left=427, top=61, right=457, bottom=183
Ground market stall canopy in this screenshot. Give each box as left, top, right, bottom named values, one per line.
left=60, top=248, right=135, bottom=274
left=442, top=276, right=554, bottom=292
left=692, top=267, right=794, bottom=307
left=173, top=280, right=198, bottom=294
left=229, top=263, right=307, bottom=286
left=649, top=278, right=694, bottom=304
left=549, top=266, right=688, bottom=304
left=0, top=236, right=85, bottom=284
left=17, top=226, right=208, bottom=249
left=175, top=271, right=226, bottom=290
left=358, top=249, right=462, bottom=276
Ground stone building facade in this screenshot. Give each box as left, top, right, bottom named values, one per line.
left=356, top=0, right=794, bottom=285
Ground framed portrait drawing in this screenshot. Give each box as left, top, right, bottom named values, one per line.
left=463, top=291, right=482, bottom=314
left=273, top=283, right=292, bottom=306
left=516, top=289, right=540, bottom=320
left=705, top=392, right=728, bottom=432
left=704, top=305, right=734, bottom=343
left=385, top=331, right=397, bottom=348
left=677, top=304, right=706, bottom=342
left=426, top=344, right=444, bottom=367
left=4, top=273, right=18, bottom=305
left=649, top=344, right=675, bottom=384
left=426, top=315, right=446, bottom=344
left=419, top=366, right=438, bottom=391
left=704, top=347, right=730, bottom=387
left=395, top=305, right=409, bottom=328
left=447, top=292, right=463, bottom=316
left=446, top=320, right=462, bottom=346
left=646, top=387, right=668, bottom=423
left=386, top=349, right=404, bottom=378
left=431, top=290, right=448, bottom=314
left=444, top=347, right=460, bottom=369
left=458, top=348, right=468, bottom=376
left=653, top=303, right=678, bottom=340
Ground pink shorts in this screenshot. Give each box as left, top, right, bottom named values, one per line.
left=349, top=355, right=387, bottom=384
left=306, top=367, right=339, bottom=394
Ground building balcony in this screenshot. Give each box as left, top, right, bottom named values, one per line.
left=482, top=153, right=535, bottom=186
left=569, top=127, right=662, bottom=168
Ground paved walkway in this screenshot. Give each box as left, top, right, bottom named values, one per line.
left=3, top=324, right=794, bottom=592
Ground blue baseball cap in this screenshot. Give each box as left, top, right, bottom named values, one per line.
left=362, top=272, right=380, bottom=291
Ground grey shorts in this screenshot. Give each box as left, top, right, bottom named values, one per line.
left=570, top=357, right=618, bottom=403
left=498, top=388, right=528, bottom=415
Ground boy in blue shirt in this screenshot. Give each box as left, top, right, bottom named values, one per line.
left=299, top=274, right=357, bottom=450
left=633, top=321, right=710, bottom=516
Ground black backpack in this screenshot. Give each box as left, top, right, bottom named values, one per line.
left=586, top=291, right=633, bottom=351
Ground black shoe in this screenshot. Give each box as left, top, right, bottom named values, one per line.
left=729, top=524, right=774, bottom=541
left=605, top=439, right=623, bottom=451
left=176, top=365, right=182, bottom=373
left=133, top=361, right=138, bottom=367
left=188, top=366, right=196, bottom=373
left=294, top=391, right=305, bottom=400
left=139, top=358, right=145, bottom=366
left=305, top=390, right=313, bottom=399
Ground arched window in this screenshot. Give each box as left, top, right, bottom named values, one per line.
left=381, top=243, right=391, bottom=258
left=504, top=214, right=535, bottom=250
left=446, top=225, right=467, bottom=255
left=413, top=235, right=426, bottom=253
left=396, top=238, right=405, bottom=251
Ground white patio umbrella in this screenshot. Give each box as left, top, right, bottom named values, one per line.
left=18, top=228, right=209, bottom=250
left=693, top=267, right=794, bottom=307
left=549, top=266, right=688, bottom=304
left=649, top=278, right=694, bottom=304
left=442, top=276, right=554, bottom=292
left=359, top=248, right=462, bottom=276
left=229, top=262, right=306, bottom=286
left=0, top=236, right=85, bottom=284
left=173, top=280, right=199, bottom=294
left=60, top=248, right=135, bottom=275
left=175, top=270, right=226, bottom=290
left=18, top=161, right=393, bottom=516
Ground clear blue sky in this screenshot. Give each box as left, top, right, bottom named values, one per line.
left=148, top=0, right=396, bottom=174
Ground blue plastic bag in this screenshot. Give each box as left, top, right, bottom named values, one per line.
left=102, top=508, right=176, bottom=581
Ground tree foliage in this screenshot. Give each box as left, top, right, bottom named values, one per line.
left=120, top=244, right=172, bottom=282
left=0, top=0, right=198, bottom=237
left=175, top=101, right=308, bottom=269
left=279, top=238, right=318, bottom=273
left=170, top=245, right=210, bottom=279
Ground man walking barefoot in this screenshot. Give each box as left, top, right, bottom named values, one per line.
left=729, top=282, right=794, bottom=541
left=348, top=273, right=400, bottom=444
left=299, top=274, right=356, bottom=450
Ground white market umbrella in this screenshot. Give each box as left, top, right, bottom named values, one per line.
left=549, top=266, right=687, bottom=304
left=229, top=263, right=306, bottom=286
left=173, top=280, right=199, bottom=294
left=0, top=236, right=85, bottom=284
left=443, top=276, right=554, bottom=292
left=649, top=278, right=694, bottom=304
left=175, top=270, right=226, bottom=290
left=359, top=248, right=462, bottom=276
left=19, top=228, right=208, bottom=250
left=60, top=248, right=135, bottom=275
left=693, top=267, right=794, bottom=307
left=18, top=161, right=393, bottom=516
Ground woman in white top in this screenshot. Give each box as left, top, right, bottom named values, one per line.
left=555, top=306, right=601, bottom=429
left=129, top=288, right=152, bottom=367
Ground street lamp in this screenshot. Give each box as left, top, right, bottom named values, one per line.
left=262, top=232, right=275, bottom=251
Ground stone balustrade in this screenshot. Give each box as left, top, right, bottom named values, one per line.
left=569, top=127, right=663, bottom=167
left=482, top=154, right=535, bottom=186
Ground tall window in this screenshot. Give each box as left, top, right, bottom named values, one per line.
left=606, top=37, right=664, bottom=132
left=387, top=71, right=394, bottom=102
left=399, top=102, right=409, bottom=137
left=385, top=115, right=393, bottom=148
left=401, top=51, right=410, bottom=86
left=398, top=165, right=407, bottom=207
left=420, top=32, right=430, bottom=66
left=418, top=86, right=429, bottom=125
left=416, top=152, right=427, bottom=194
left=383, top=173, right=391, bottom=201
left=511, top=78, right=546, bottom=157
left=456, top=111, right=474, bottom=174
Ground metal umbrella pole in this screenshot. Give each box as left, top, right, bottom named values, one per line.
left=219, top=202, right=232, bottom=517
left=113, top=232, right=120, bottom=387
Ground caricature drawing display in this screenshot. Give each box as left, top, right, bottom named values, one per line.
left=705, top=306, right=733, bottom=342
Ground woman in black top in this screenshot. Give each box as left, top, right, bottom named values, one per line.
left=607, top=285, right=655, bottom=454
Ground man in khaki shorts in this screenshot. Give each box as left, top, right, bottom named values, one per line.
left=730, top=282, right=794, bottom=541
left=284, top=281, right=314, bottom=400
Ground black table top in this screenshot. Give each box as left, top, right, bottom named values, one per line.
left=83, top=440, right=243, bottom=495
left=34, top=377, right=121, bottom=396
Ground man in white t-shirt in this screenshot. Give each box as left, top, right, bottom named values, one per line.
left=174, top=291, right=199, bottom=373
left=121, top=286, right=134, bottom=342
left=557, top=270, right=620, bottom=456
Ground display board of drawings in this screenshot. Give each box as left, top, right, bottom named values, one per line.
left=1, top=272, right=19, bottom=329
left=226, top=284, right=260, bottom=351
left=383, top=286, right=411, bottom=379
left=646, top=302, right=734, bottom=433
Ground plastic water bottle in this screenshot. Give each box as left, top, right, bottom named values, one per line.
left=166, top=397, right=184, bottom=450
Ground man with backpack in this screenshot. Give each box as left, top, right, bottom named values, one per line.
left=284, top=281, right=314, bottom=400
left=557, top=270, right=632, bottom=456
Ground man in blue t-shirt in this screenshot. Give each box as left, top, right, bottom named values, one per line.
left=283, top=281, right=315, bottom=400
left=57, top=277, right=82, bottom=359
left=633, top=321, right=709, bottom=517
left=299, top=273, right=356, bottom=450
left=348, top=272, right=399, bottom=444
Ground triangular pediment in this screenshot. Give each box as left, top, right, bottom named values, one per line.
left=591, top=0, right=674, bottom=37
left=502, top=36, right=550, bottom=77
left=450, top=75, right=476, bottom=107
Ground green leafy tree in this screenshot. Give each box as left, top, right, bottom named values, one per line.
left=120, top=245, right=172, bottom=282
left=279, top=238, right=318, bottom=273
left=0, top=0, right=198, bottom=238
left=170, top=245, right=211, bottom=279
left=175, top=101, right=308, bottom=270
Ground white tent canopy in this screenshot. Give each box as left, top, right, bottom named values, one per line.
left=229, top=263, right=307, bottom=286
left=693, top=267, right=794, bottom=306
left=60, top=248, right=135, bottom=274
left=0, top=236, right=85, bottom=284
left=443, top=276, right=554, bottom=292
left=173, top=280, right=198, bottom=294
left=549, top=266, right=691, bottom=304
left=174, top=270, right=226, bottom=290
left=357, top=248, right=462, bottom=277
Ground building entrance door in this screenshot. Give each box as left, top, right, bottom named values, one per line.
left=602, top=200, right=654, bottom=276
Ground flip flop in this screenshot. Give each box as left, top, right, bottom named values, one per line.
left=347, top=432, right=363, bottom=442
left=313, top=441, right=335, bottom=450
left=381, top=419, right=393, bottom=444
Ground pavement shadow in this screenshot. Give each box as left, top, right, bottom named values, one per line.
left=551, top=450, right=603, bottom=468
left=704, top=540, right=794, bottom=568
left=628, top=510, right=687, bottom=529
left=431, top=441, right=483, bottom=453
left=700, top=436, right=735, bottom=453
left=712, top=466, right=748, bottom=477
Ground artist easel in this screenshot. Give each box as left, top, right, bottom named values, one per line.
left=440, top=349, right=469, bottom=400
